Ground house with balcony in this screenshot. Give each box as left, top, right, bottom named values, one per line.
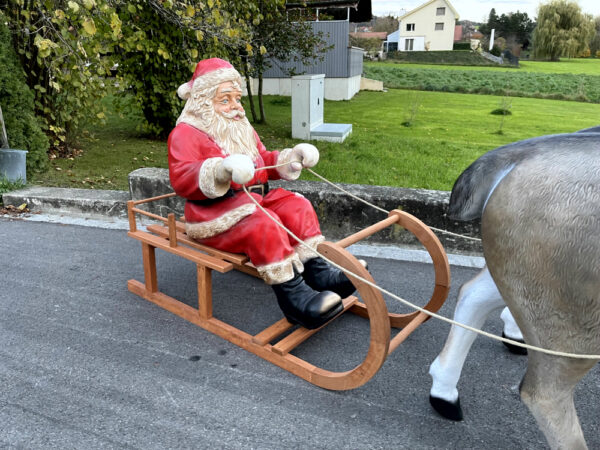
left=393, top=0, right=459, bottom=51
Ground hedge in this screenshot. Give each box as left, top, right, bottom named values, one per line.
left=0, top=12, right=49, bottom=176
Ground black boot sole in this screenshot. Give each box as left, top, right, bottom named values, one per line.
left=283, top=300, right=344, bottom=329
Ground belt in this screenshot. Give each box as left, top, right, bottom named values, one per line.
left=189, top=182, right=269, bottom=206
left=245, top=182, right=269, bottom=196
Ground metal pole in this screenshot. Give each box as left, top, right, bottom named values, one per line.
left=0, top=105, right=9, bottom=149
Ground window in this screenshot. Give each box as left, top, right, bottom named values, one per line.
left=405, top=39, right=414, bottom=51
left=436, top=7, right=445, bottom=15
left=406, top=23, right=415, bottom=31
left=387, top=42, right=398, bottom=52
left=435, top=22, right=444, bottom=31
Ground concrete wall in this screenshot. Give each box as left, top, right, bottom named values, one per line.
left=249, top=75, right=361, bottom=101
left=128, top=168, right=482, bottom=255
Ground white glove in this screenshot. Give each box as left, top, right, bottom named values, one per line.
left=289, top=143, right=319, bottom=172
left=217, top=154, right=255, bottom=185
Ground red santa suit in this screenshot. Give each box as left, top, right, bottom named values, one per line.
left=168, top=122, right=325, bottom=285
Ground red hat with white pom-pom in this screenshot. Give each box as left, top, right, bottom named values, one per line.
left=177, top=58, right=242, bottom=100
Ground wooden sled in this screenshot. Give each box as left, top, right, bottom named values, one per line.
left=127, top=192, right=451, bottom=390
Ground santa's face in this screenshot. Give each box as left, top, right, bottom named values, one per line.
left=212, top=81, right=244, bottom=120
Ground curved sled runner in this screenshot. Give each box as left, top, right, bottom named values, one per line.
left=127, top=193, right=451, bottom=390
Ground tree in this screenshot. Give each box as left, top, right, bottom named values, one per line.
left=1, top=0, right=257, bottom=150
left=2, top=0, right=116, bottom=154
left=111, top=0, right=249, bottom=137
left=479, top=9, right=534, bottom=48
left=239, top=2, right=331, bottom=124
left=349, top=36, right=382, bottom=54
left=589, top=16, right=600, bottom=56
left=533, top=0, right=595, bottom=61
left=372, top=15, right=398, bottom=34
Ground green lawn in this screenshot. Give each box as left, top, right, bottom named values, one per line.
left=31, top=89, right=600, bottom=192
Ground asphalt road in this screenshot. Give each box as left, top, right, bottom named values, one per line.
left=1, top=218, right=598, bottom=449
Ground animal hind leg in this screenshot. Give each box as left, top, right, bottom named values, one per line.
left=429, top=267, right=505, bottom=420
left=500, top=306, right=526, bottom=355
left=519, top=352, right=597, bottom=450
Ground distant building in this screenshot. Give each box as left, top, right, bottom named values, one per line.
left=390, top=0, right=459, bottom=51
left=384, top=30, right=399, bottom=52
left=454, top=24, right=463, bottom=42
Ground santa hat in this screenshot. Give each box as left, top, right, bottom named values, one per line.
left=177, top=58, right=243, bottom=100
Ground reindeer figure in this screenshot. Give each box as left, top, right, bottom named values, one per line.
left=429, top=128, right=600, bottom=449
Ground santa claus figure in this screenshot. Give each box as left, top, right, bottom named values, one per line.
left=168, top=58, right=357, bottom=329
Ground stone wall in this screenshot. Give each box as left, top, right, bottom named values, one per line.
left=128, top=167, right=482, bottom=254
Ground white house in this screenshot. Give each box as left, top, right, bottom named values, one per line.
left=395, top=0, right=459, bottom=51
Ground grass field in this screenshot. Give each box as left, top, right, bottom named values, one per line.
left=363, top=60, right=600, bottom=102
left=31, top=88, right=600, bottom=192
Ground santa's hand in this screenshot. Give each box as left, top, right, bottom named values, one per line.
left=217, top=154, right=255, bottom=185
left=290, top=143, right=319, bottom=172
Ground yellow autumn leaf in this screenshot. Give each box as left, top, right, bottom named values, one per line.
left=186, top=5, right=195, bottom=17
left=190, top=48, right=198, bottom=59
left=68, top=1, right=80, bottom=13
left=110, top=12, right=122, bottom=37
left=128, top=4, right=136, bottom=13
left=82, top=18, right=97, bottom=35
left=82, top=0, right=95, bottom=10
left=245, top=43, right=253, bottom=52
left=97, top=112, right=106, bottom=119
left=17, top=203, right=27, bottom=211
left=195, top=30, right=204, bottom=41
left=54, top=9, right=65, bottom=20
left=259, top=45, right=267, bottom=55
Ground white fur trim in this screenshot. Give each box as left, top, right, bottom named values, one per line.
left=276, top=148, right=302, bottom=181
left=177, top=82, right=192, bottom=100
left=256, top=253, right=304, bottom=285
left=199, top=157, right=231, bottom=199
left=185, top=203, right=256, bottom=240
left=192, top=68, right=242, bottom=95
left=294, top=235, right=325, bottom=263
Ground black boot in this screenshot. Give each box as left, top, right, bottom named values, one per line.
left=272, top=273, right=343, bottom=329
left=302, top=257, right=359, bottom=299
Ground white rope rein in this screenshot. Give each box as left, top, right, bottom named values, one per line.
left=243, top=163, right=600, bottom=360
left=305, top=168, right=482, bottom=243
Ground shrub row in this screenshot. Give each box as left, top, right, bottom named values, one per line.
left=386, top=50, right=498, bottom=66
left=0, top=13, right=48, bottom=176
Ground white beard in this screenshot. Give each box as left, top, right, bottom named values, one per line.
left=177, top=93, right=259, bottom=159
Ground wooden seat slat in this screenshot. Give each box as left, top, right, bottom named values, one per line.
left=146, top=224, right=249, bottom=266
left=128, top=230, right=233, bottom=273
left=271, top=296, right=358, bottom=356
left=252, top=318, right=295, bottom=346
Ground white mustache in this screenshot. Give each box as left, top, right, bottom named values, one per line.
left=222, top=109, right=245, bottom=119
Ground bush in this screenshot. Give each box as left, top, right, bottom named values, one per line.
left=0, top=13, right=48, bottom=175
left=453, top=42, right=472, bottom=51
left=490, top=45, right=502, bottom=57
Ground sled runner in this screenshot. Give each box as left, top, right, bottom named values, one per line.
left=127, top=192, right=450, bottom=390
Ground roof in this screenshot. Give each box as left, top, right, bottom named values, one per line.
left=286, top=0, right=372, bottom=22
left=399, top=0, right=459, bottom=21
left=350, top=31, right=388, bottom=40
